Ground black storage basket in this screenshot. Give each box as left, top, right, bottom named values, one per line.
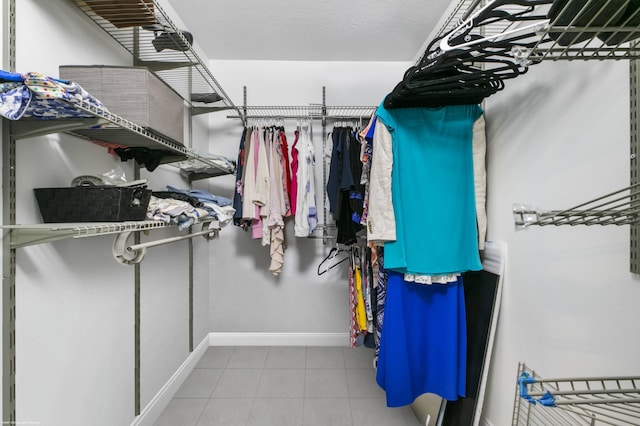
left=34, top=186, right=152, bottom=223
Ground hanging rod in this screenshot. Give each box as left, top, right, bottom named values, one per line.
left=227, top=106, right=376, bottom=121
left=513, top=184, right=640, bottom=227
left=126, top=225, right=218, bottom=252
left=226, top=86, right=376, bottom=123
left=112, top=220, right=220, bottom=265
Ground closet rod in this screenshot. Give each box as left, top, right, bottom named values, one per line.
left=126, top=226, right=219, bottom=252
left=226, top=87, right=375, bottom=122
left=112, top=222, right=220, bottom=264
left=230, top=114, right=375, bottom=120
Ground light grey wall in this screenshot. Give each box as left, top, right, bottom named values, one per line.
left=7, top=1, right=211, bottom=424
left=482, top=59, right=640, bottom=425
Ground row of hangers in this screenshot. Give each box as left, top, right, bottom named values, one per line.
left=245, top=117, right=315, bottom=130
left=317, top=241, right=368, bottom=275
left=385, top=0, right=556, bottom=109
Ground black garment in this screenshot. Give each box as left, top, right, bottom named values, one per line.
left=191, top=92, right=223, bottom=103
left=152, top=30, right=193, bottom=52
left=232, top=127, right=250, bottom=229
left=328, top=127, right=365, bottom=245
left=113, top=147, right=176, bottom=172
left=326, top=129, right=343, bottom=215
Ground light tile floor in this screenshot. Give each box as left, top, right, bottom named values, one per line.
left=154, top=346, right=423, bottom=426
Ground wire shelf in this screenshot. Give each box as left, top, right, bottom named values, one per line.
left=418, top=0, right=640, bottom=64
left=70, top=0, right=241, bottom=116
left=2, top=220, right=168, bottom=248
left=513, top=363, right=640, bottom=425
left=513, top=184, right=640, bottom=227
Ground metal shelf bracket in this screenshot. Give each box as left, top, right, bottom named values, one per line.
left=513, top=184, right=640, bottom=228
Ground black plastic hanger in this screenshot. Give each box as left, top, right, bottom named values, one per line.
left=317, top=247, right=350, bottom=275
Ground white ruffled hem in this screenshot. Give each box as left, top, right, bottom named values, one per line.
left=404, top=273, right=460, bottom=285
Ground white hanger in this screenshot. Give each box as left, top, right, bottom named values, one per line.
left=437, top=0, right=550, bottom=52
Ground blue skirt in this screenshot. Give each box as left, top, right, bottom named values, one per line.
left=376, top=271, right=467, bottom=407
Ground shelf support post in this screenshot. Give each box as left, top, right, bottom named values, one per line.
left=631, top=57, right=639, bottom=273
left=2, top=0, right=17, bottom=423
left=322, top=86, right=329, bottom=245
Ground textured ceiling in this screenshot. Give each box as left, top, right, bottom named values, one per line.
left=165, top=0, right=448, bottom=62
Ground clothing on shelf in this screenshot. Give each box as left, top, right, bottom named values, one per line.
left=154, top=186, right=235, bottom=228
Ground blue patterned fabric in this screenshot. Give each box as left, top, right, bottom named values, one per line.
left=0, top=83, right=32, bottom=120
left=0, top=70, right=108, bottom=121
left=374, top=246, right=386, bottom=358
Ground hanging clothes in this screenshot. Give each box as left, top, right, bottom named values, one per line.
left=368, top=102, right=483, bottom=409
left=290, top=130, right=300, bottom=216
left=376, top=272, right=467, bottom=407
left=294, top=123, right=318, bottom=237
left=366, top=120, right=396, bottom=245
left=241, top=127, right=257, bottom=222
left=374, top=246, right=387, bottom=360
left=279, top=129, right=293, bottom=217
left=232, top=127, right=249, bottom=229
left=234, top=125, right=295, bottom=275
left=348, top=246, right=368, bottom=348
left=473, top=115, right=488, bottom=250
left=358, top=116, right=376, bottom=228
left=326, top=126, right=365, bottom=245
left=267, top=127, right=287, bottom=275
left=375, top=103, right=483, bottom=276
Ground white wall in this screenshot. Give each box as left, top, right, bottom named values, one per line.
left=7, top=1, right=210, bottom=425
left=204, top=60, right=409, bottom=338
left=482, top=59, right=640, bottom=425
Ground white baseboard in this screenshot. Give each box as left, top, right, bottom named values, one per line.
left=130, top=335, right=209, bottom=426
left=209, top=332, right=351, bottom=347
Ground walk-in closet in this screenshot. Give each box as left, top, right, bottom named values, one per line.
left=2, top=0, right=640, bottom=425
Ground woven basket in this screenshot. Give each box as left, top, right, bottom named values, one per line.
left=34, top=186, right=152, bottom=223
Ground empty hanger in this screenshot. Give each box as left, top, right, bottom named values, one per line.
left=317, top=247, right=350, bottom=275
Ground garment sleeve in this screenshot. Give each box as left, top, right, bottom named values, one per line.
left=473, top=114, right=487, bottom=250
left=294, top=130, right=310, bottom=237
left=241, top=129, right=258, bottom=220
left=253, top=129, right=270, bottom=208
left=367, top=117, right=396, bottom=245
